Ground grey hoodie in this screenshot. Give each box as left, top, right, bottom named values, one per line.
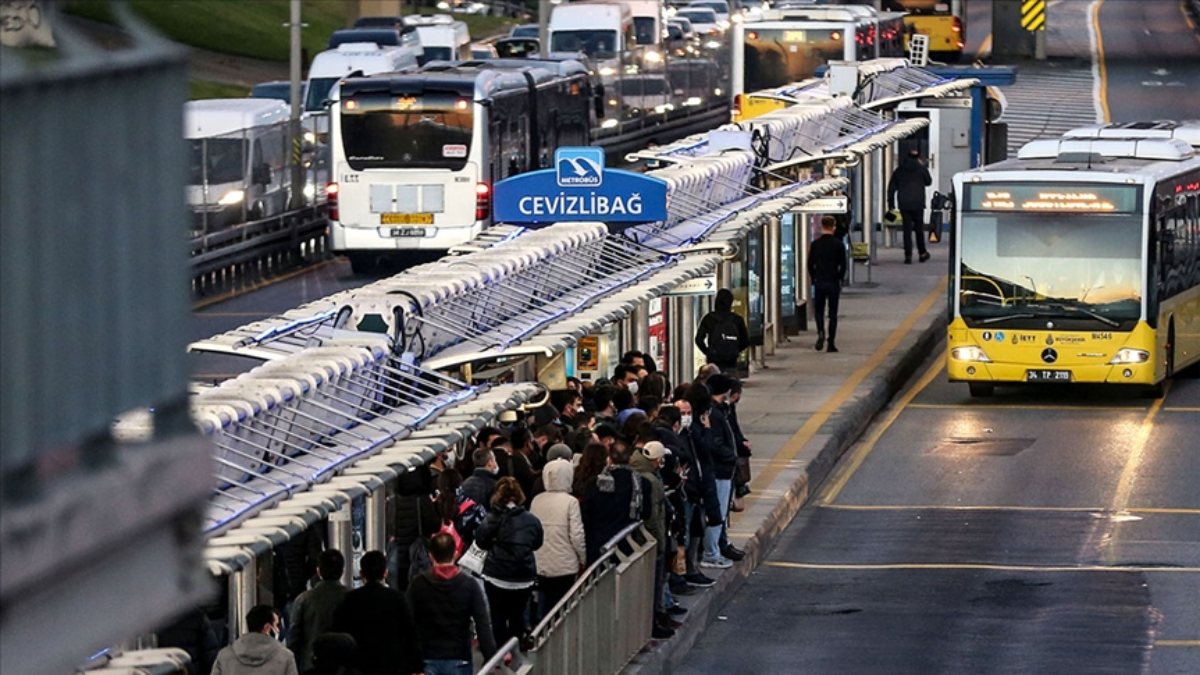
left=212, top=633, right=298, bottom=675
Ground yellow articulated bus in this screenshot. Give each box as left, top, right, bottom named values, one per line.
left=948, top=121, right=1200, bottom=397
left=884, top=0, right=963, bottom=61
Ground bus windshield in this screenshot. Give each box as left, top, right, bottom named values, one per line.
left=340, top=91, right=473, bottom=171
left=633, top=17, right=657, bottom=45
left=551, top=30, right=618, bottom=59
left=306, top=77, right=338, bottom=112
left=958, top=212, right=1144, bottom=326
left=742, top=28, right=846, bottom=92
left=189, top=138, right=245, bottom=185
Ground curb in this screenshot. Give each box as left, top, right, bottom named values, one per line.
left=624, top=296, right=947, bottom=675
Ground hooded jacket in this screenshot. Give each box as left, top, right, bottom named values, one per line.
left=408, top=567, right=498, bottom=661
left=579, top=465, right=652, bottom=564
left=528, top=459, right=587, bottom=577
left=887, top=156, right=932, bottom=211
left=630, top=451, right=668, bottom=554
left=212, top=633, right=299, bottom=675
left=694, top=289, right=749, bottom=366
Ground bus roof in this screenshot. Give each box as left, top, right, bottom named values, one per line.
left=338, top=61, right=584, bottom=102
left=1063, top=120, right=1200, bottom=149
left=184, top=99, right=289, bottom=139
left=963, top=134, right=1200, bottom=183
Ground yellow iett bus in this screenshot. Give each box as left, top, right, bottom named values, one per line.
left=948, top=121, right=1200, bottom=397
left=885, top=0, right=964, bottom=61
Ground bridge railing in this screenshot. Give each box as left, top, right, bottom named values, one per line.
left=477, top=524, right=657, bottom=675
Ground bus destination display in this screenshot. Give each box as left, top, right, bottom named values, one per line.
left=966, top=183, right=1140, bottom=214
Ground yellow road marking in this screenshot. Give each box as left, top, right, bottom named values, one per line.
left=908, top=403, right=1147, bottom=412
left=764, top=561, right=1200, bottom=573
left=1110, top=382, right=1169, bottom=514
left=749, top=279, right=947, bottom=494
left=977, top=34, right=993, bottom=59
left=1092, top=0, right=1111, bottom=123
left=821, top=504, right=1200, bottom=515
left=1156, top=640, right=1200, bottom=647
left=193, top=258, right=337, bottom=310
left=817, top=357, right=945, bottom=505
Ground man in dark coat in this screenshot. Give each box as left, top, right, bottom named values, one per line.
left=288, top=549, right=348, bottom=672
left=808, top=215, right=847, bottom=353
left=887, top=148, right=933, bottom=264
left=408, top=533, right=498, bottom=673
left=460, top=447, right=499, bottom=510
left=332, top=550, right=423, bottom=675
left=694, top=288, right=750, bottom=371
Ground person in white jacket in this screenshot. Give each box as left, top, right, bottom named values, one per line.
left=529, top=458, right=586, bottom=618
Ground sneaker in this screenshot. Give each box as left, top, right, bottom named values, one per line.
left=667, top=605, right=689, bottom=616
left=815, top=335, right=825, bottom=351
left=721, top=545, right=745, bottom=562
left=652, top=624, right=676, bottom=639
left=684, top=572, right=716, bottom=587
left=657, top=614, right=684, bottom=630
left=670, top=581, right=698, bottom=596
left=700, top=556, right=733, bottom=569
left=919, top=251, right=931, bottom=263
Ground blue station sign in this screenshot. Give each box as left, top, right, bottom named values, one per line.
left=493, top=147, right=669, bottom=225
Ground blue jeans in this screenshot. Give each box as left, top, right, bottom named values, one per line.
left=425, top=659, right=473, bottom=675
left=703, top=479, right=732, bottom=560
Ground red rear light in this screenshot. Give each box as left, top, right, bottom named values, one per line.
left=475, top=182, right=491, bottom=221
left=952, top=19, right=962, bottom=33
left=326, top=182, right=339, bottom=221
left=733, top=93, right=743, bottom=118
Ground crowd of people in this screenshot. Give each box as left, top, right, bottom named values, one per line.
left=206, top=347, right=756, bottom=674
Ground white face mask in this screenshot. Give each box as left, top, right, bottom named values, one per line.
left=627, top=381, right=639, bottom=395
left=680, top=414, right=693, bottom=428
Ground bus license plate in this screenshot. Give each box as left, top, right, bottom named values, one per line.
left=388, top=227, right=427, bottom=237
left=381, top=212, right=433, bottom=225
left=1026, top=369, right=1071, bottom=382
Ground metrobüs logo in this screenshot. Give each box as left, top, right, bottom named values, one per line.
left=556, top=147, right=603, bottom=187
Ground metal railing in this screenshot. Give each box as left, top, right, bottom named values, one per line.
left=191, top=203, right=329, bottom=296
left=477, top=524, right=657, bottom=675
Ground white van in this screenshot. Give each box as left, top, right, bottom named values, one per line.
left=185, top=99, right=291, bottom=231
left=549, top=2, right=636, bottom=77
left=405, top=14, right=472, bottom=63
left=304, top=43, right=421, bottom=113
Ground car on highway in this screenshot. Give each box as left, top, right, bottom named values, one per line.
left=673, top=8, right=721, bottom=35
left=470, top=42, right=498, bottom=59
left=510, top=23, right=539, bottom=38
left=327, top=27, right=421, bottom=50
left=249, top=80, right=305, bottom=106
left=494, top=36, right=540, bottom=58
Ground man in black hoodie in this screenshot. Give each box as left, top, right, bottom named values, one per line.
left=332, top=551, right=423, bottom=675
left=694, top=288, right=750, bottom=371
left=408, top=534, right=497, bottom=674
left=808, top=215, right=847, bottom=353
left=887, top=148, right=933, bottom=264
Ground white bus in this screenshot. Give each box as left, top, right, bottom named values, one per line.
left=731, top=4, right=906, bottom=107
left=326, top=60, right=597, bottom=271
left=405, top=14, right=472, bottom=63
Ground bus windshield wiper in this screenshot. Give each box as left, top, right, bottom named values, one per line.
left=1030, top=302, right=1120, bottom=327
left=977, top=313, right=1037, bottom=325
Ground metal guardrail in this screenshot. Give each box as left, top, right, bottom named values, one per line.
left=477, top=524, right=657, bottom=675
left=191, top=204, right=329, bottom=295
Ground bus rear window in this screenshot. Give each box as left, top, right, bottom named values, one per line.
left=340, top=91, right=473, bottom=171
left=742, top=28, right=846, bottom=92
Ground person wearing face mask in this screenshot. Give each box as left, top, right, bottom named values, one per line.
left=461, top=447, right=500, bottom=508
left=213, top=605, right=299, bottom=675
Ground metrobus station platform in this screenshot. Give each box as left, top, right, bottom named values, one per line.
left=627, top=245, right=947, bottom=675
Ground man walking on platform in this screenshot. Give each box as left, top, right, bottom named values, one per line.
left=887, top=148, right=933, bottom=264
left=808, top=216, right=847, bottom=353
left=333, top=550, right=424, bottom=675
left=288, top=549, right=348, bottom=672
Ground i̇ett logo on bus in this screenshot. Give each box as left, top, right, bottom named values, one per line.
left=556, top=147, right=603, bottom=187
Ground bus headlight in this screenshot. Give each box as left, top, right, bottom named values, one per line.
left=599, top=67, right=617, bottom=77
left=951, top=346, right=991, bottom=363
left=218, top=190, right=245, bottom=206
left=1109, top=348, right=1149, bottom=364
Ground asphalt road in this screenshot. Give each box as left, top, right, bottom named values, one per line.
left=1097, top=0, right=1200, bottom=122
left=677, top=349, right=1200, bottom=674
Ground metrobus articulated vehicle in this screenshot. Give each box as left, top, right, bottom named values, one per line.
left=732, top=3, right=906, bottom=120
left=883, top=0, right=964, bottom=61
left=948, top=121, right=1200, bottom=397
left=326, top=60, right=596, bottom=271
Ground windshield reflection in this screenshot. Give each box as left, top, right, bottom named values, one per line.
left=958, top=212, right=1143, bottom=326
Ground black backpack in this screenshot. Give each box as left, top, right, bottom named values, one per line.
left=708, top=313, right=741, bottom=362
